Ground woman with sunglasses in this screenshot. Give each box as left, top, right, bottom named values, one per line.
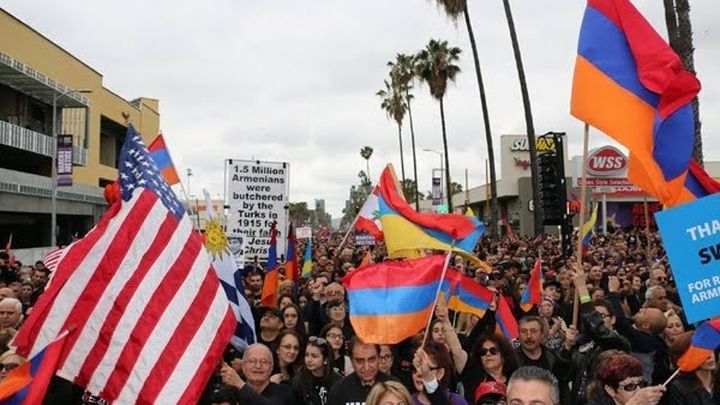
left=588, top=353, right=665, bottom=405
left=271, top=329, right=304, bottom=384
left=664, top=331, right=720, bottom=405
left=411, top=343, right=468, bottom=405
left=459, top=333, right=518, bottom=404
left=320, top=323, right=352, bottom=376
left=0, top=350, right=23, bottom=381
left=291, top=336, right=342, bottom=405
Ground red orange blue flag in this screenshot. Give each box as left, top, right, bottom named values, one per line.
left=520, top=258, right=542, bottom=312
left=0, top=330, right=70, bottom=404
left=285, top=224, right=298, bottom=290
left=580, top=203, right=599, bottom=256
left=343, top=255, right=455, bottom=344
left=445, top=271, right=494, bottom=319
left=260, top=222, right=279, bottom=307
left=677, top=319, right=720, bottom=372
left=147, top=133, right=180, bottom=186
left=571, top=0, right=703, bottom=206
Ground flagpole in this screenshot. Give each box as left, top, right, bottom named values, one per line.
left=421, top=240, right=456, bottom=348
left=573, top=123, right=591, bottom=327
left=643, top=196, right=652, bottom=260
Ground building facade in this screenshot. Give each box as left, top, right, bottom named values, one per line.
left=0, top=9, right=160, bottom=250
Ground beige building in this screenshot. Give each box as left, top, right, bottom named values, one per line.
left=0, top=8, right=160, bottom=249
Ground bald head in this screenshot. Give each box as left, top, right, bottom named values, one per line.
left=0, top=288, right=14, bottom=300
left=634, top=307, right=667, bottom=334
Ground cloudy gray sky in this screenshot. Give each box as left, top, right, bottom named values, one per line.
left=5, top=1, right=719, bottom=218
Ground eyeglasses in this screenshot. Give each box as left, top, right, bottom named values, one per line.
left=244, top=358, right=271, bottom=367
left=479, top=346, right=500, bottom=357
left=618, top=379, right=647, bottom=391
left=379, top=354, right=393, bottom=362
left=0, top=362, right=18, bottom=372
left=309, top=336, right=327, bottom=345
left=655, top=277, right=667, bottom=281
left=597, top=312, right=611, bottom=319
left=326, top=332, right=344, bottom=341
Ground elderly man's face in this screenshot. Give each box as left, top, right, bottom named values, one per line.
left=241, top=346, right=273, bottom=386
left=0, top=301, right=21, bottom=328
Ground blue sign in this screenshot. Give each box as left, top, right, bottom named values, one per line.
left=656, top=193, right=720, bottom=323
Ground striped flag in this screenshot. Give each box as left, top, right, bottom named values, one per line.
left=260, top=222, right=279, bottom=307
left=301, top=238, right=313, bottom=279
left=147, top=133, right=180, bottom=186
left=202, top=190, right=256, bottom=351
left=11, top=125, right=235, bottom=404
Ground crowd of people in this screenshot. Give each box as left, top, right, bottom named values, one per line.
left=201, top=227, right=718, bottom=405
left=0, top=225, right=716, bottom=405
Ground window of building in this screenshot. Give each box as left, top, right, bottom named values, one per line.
left=99, top=116, right=126, bottom=168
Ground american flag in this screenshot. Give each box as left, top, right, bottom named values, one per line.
left=12, top=126, right=235, bottom=404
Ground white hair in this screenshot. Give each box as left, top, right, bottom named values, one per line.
left=0, top=298, right=21, bottom=313
left=646, top=285, right=664, bottom=300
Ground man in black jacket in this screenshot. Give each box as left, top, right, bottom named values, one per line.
left=219, top=343, right=296, bottom=405
left=327, top=337, right=395, bottom=405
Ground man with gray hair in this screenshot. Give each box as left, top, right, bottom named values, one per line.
left=0, top=298, right=22, bottom=329
left=218, top=343, right=296, bottom=405
left=506, top=366, right=560, bottom=405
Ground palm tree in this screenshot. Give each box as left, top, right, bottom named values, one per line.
left=360, top=146, right=374, bottom=181
left=376, top=80, right=407, bottom=184
left=502, top=0, right=542, bottom=235
left=433, top=0, right=499, bottom=235
left=663, top=0, right=702, bottom=163
left=415, top=39, right=461, bottom=213
left=388, top=53, right=421, bottom=211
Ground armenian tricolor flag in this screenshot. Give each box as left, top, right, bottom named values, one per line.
left=147, top=133, right=180, bottom=186
left=344, top=255, right=454, bottom=344
left=377, top=165, right=485, bottom=264
left=677, top=319, right=720, bottom=372
left=571, top=0, right=708, bottom=207
left=446, top=271, right=494, bottom=319
left=0, top=330, right=70, bottom=404
left=285, top=224, right=298, bottom=289
left=496, top=296, right=519, bottom=340
left=260, top=222, right=279, bottom=307
left=520, top=258, right=542, bottom=312
left=301, top=238, right=313, bottom=279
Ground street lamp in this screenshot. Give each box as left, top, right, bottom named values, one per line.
left=51, top=88, right=91, bottom=247
left=422, top=148, right=447, bottom=208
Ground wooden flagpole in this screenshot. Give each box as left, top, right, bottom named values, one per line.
left=421, top=240, right=457, bottom=348
left=573, top=123, right=591, bottom=327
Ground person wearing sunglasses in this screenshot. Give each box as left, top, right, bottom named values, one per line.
left=459, top=334, right=518, bottom=405
left=587, top=353, right=665, bottom=405
left=0, top=349, right=23, bottom=381
left=291, top=336, right=342, bottom=405
left=411, top=343, right=468, bottom=405
left=665, top=331, right=720, bottom=405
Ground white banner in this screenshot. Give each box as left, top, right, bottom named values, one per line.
left=226, top=160, right=289, bottom=260
left=296, top=226, right=312, bottom=239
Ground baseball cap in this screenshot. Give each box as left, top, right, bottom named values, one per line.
left=474, top=381, right=507, bottom=404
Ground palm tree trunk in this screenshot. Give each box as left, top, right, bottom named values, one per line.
left=407, top=93, right=420, bottom=211
left=366, top=159, right=370, bottom=183
left=397, top=122, right=406, bottom=185
left=675, top=0, right=702, bottom=163
left=463, top=2, right=499, bottom=236
left=439, top=98, right=453, bottom=213
left=663, top=0, right=680, bottom=51
left=503, top=0, right=541, bottom=235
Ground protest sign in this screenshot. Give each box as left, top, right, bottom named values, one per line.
left=656, top=193, right=720, bottom=323
left=296, top=226, right=312, bottom=239
left=354, top=232, right=376, bottom=246
left=226, top=159, right=289, bottom=259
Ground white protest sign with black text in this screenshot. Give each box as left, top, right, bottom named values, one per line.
left=226, top=159, right=289, bottom=260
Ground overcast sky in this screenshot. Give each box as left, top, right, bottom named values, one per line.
left=4, top=1, right=719, bottom=218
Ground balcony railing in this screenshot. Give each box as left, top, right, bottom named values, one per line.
left=0, top=120, right=87, bottom=166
